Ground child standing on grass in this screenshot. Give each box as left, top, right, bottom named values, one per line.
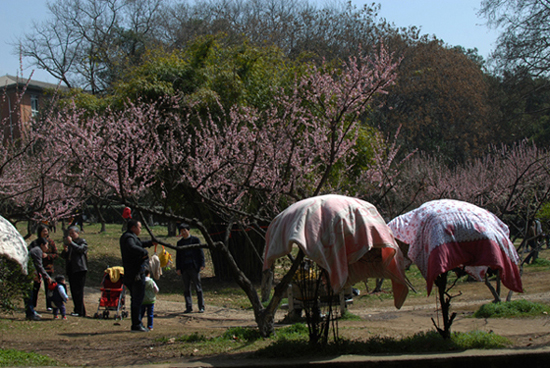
left=50, top=275, right=69, bottom=320
left=140, top=269, right=159, bottom=330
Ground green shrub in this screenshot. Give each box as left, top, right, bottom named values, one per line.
left=221, top=326, right=261, bottom=342
left=0, top=349, right=58, bottom=367
left=0, top=258, right=32, bottom=311
left=339, top=310, right=362, bottom=320
left=474, top=299, right=550, bottom=318
left=177, top=332, right=208, bottom=342
left=529, top=258, right=550, bottom=268
left=275, top=323, right=309, bottom=340
left=452, top=330, right=510, bottom=349
left=255, top=330, right=509, bottom=358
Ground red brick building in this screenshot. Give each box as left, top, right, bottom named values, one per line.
left=1, top=75, right=66, bottom=143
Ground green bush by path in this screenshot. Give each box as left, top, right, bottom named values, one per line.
left=0, top=349, right=58, bottom=367
left=474, top=299, right=550, bottom=318
left=256, top=330, right=510, bottom=358
left=156, top=324, right=510, bottom=359
left=0, top=258, right=33, bottom=311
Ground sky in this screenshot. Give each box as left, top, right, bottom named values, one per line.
left=0, top=0, right=500, bottom=84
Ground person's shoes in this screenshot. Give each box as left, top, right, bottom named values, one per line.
left=54, top=315, right=60, bottom=320
left=34, top=312, right=42, bottom=318
left=199, top=308, right=204, bottom=313
left=148, top=327, right=153, bottom=331
left=183, top=309, right=192, bottom=314
left=131, top=325, right=148, bottom=332
left=70, top=312, right=80, bottom=317
left=47, top=307, right=53, bottom=311
left=26, top=314, right=41, bottom=321
left=62, top=316, right=67, bottom=320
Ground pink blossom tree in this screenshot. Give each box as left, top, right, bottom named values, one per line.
left=1, top=75, right=82, bottom=232
left=12, top=44, right=400, bottom=336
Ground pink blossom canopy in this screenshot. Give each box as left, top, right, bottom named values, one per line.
left=263, top=194, right=409, bottom=309
left=387, top=199, right=523, bottom=295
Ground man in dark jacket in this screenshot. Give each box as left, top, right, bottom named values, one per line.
left=120, top=219, right=155, bottom=332
left=26, top=237, right=52, bottom=320
left=62, top=226, right=88, bottom=317
left=176, top=223, right=205, bottom=313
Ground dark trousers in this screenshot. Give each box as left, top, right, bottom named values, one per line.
left=25, top=283, right=37, bottom=317
left=140, top=303, right=155, bottom=329
left=31, top=280, right=41, bottom=309
left=181, top=267, right=204, bottom=310
left=44, top=272, right=53, bottom=308
left=31, top=272, right=54, bottom=309
left=125, top=276, right=146, bottom=328
left=53, top=302, right=66, bottom=317
left=68, top=271, right=87, bottom=316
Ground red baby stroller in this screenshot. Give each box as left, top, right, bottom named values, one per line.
left=93, top=266, right=128, bottom=320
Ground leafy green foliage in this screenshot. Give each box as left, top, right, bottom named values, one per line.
left=273, top=323, right=309, bottom=341
left=474, top=300, right=550, bottom=318
left=176, top=332, right=208, bottom=343
left=339, top=310, right=362, bottom=321
left=538, top=202, right=550, bottom=222
left=114, top=37, right=299, bottom=112
left=451, top=330, right=510, bottom=349
left=0, top=258, right=32, bottom=311
left=527, top=257, right=550, bottom=268
left=0, top=349, right=58, bottom=367
left=221, top=326, right=262, bottom=342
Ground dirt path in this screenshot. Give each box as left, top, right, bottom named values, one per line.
left=2, top=272, right=550, bottom=367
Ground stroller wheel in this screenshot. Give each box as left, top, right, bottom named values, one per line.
left=93, top=313, right=100, bottom=319
left=103, top=310, right=109, bottom=319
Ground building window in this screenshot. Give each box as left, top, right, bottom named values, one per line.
left=31, top=95, right=39, bottom=117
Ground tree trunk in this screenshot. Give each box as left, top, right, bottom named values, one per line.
left=93, top=201, right=107, bottom=233
left=261, top=268, right=274, bottom=303
left=432, top=272, right=457, bottom=339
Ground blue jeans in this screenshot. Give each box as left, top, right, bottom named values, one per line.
left=140, top=303, right=154, bottom=329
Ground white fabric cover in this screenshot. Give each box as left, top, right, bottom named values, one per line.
left=0, top=215, right=28, bottom=274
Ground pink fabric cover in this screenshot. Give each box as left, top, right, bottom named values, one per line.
left=264, top=194, right=409, bottom=309
left=387, top=199, right=522, bottom=295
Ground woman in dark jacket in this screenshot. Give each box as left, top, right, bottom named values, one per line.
left=62, top=225, right=88, bottom=317
left=34, top=224, right=58, bottom=310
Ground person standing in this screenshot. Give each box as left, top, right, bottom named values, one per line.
left=140, top=269, right=159, bottom=331
left=176, top=223, right=205, bottom=313
left=120, top=219, right=155, bottom=332
left=50, top=275, right=69, bottom=320
left=26, top=237, right=52, bottom=320
left=35, top=224, right=58, bottom=311
left=62, top=226, right=88, bottom=317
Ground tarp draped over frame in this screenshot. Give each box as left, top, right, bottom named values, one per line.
left=263, top=194, right=409, bottom=309
left=0, top=215, right=28, bottom=274
left=388, top=199, right=523, bottom=295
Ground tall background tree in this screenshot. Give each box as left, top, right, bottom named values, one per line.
left=18, top=0, right=164, bottom=93
left=480, top=0, right=550, bottom=77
